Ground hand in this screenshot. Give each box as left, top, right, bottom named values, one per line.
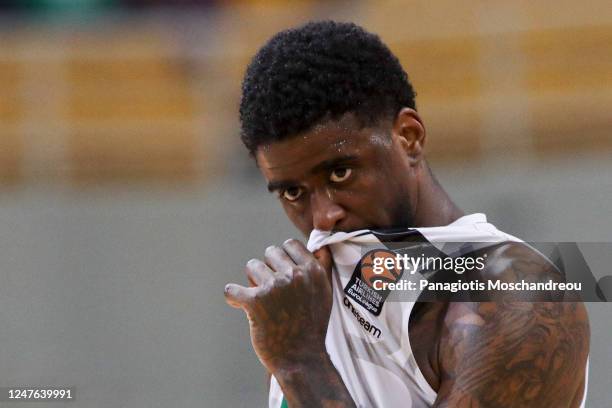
left=224, top=239, right=333, bottom=374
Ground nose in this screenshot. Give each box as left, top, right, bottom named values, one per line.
left=311, top=188, right=346, bottom=231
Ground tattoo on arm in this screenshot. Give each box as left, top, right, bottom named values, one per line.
left=434, top=244, right=590, bottom=408
left=276, top=354, right=357, bottom=408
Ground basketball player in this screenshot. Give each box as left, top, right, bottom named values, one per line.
left=224, top=21, right=589, bottom=407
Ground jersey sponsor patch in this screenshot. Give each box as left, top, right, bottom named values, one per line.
left=344, top=249, right=403, bottom=316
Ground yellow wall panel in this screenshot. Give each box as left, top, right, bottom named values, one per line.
left=66, top=57, right=196, bottom=121
left=523, top=25, right=612, bottom=92
left=0, top=62, right=23, bottom=125
left=530, top=93, right=612, bottom=155
left=68, top=129, right=198, bottom=184
left=391, top=36, right=483, bottom=102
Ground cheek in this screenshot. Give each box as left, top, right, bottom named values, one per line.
left=281, top=202, right=313, bottom=236
left=376, top=156, right=411, bottom=200
left=343, top=173, right=392, bottom=215
left=352, top=167, right=408, bottom=222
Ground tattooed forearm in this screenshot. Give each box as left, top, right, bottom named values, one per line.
left=276, top=353, right=357, bottom=408
left=434, top=243, right=590, bottom=408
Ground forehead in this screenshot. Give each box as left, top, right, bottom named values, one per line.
left=255, top=115, right=390, bottom=173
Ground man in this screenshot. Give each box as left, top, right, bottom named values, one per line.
left=225, top=21, right=589, bottom=407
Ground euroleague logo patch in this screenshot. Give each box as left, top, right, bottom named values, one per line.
left=359, top=249, right=402, bottom=288
left=344, top=249, right=404, bottom=316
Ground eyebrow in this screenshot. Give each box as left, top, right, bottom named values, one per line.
left=266, top=154, right=358, bottom=193
left=310, top=154, right=358, bottom=174
left=267, top=180, right=299, bottom=193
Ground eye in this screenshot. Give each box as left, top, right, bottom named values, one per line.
left=330, top=167, right=352, bottom=183
left=281, top=186, right=304, bottom=202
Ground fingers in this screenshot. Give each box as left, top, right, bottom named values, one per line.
left=283, top=239, right=331, bottom=283
left=264, top=245, right=295, bottom=275
left=314, top=246, right=333, bottom=283
left=226, top=239, right=333, bottom=311
left=245, top=259, right=274, bottom=287
left=224, top=283, right=259, bottom=310
left=282, top=239, right=314, bottom=264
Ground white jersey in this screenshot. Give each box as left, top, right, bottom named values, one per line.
left=268, top=213, right=588, bottom=408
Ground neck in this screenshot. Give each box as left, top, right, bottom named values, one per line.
left=412, top=163, right=464, bottom=228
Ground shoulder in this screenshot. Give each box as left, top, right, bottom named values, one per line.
left=474, top=241, right=565, bottom=301
left=479, top=241, right=558, bottom=277
left=434, top=242, right=590, bottom=407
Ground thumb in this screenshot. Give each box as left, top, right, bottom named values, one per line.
left=313, top=246, right=333, bottom=283
left=224, top=283, right=257, bottom=310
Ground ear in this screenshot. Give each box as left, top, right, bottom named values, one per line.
left=392, top=107, right=426, bottom=163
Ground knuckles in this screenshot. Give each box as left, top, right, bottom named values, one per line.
left=305, top=259, right=323, bottom=275
left=264, top=245, right=278, bottom=257
left=244, top=258, right=263, bottom=277
left=292, top=268, right=306, bottom=283
left=245, top=239, right=320, bottom=298
left=282, top=238, right=299, bottom=249
left=288, top=265, right=302, bottom=277
left=273, top=274, right=292, bottom=287
left=245, top=258, right=260, bottom=270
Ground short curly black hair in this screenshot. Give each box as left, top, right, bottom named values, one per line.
left=239, top=20, right=417, bottom=155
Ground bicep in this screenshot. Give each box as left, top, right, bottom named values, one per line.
left=433, top=301, right=589, bottom=408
